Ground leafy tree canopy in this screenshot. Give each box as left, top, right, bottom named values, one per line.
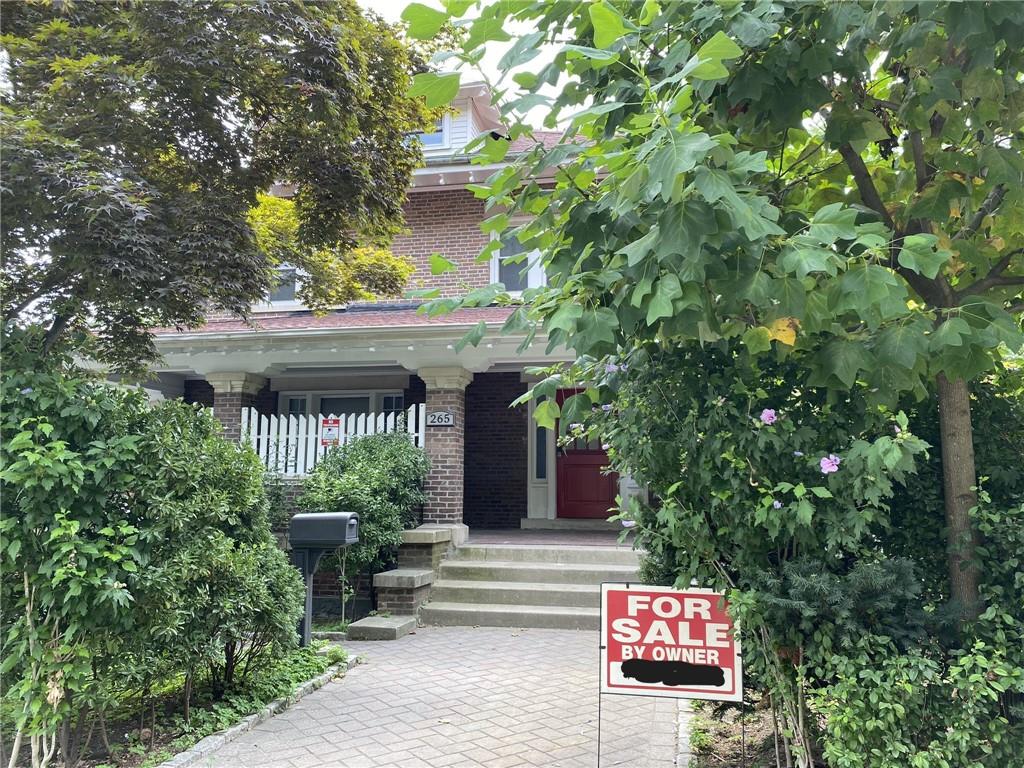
left=248, top=193, right=415, bottom=311
left=1, top=0, right=433, bottom=372
left=413, top=0, right=1024, bottom=619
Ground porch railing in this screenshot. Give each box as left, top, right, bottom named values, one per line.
left=241, top=404, right=426, bottom=476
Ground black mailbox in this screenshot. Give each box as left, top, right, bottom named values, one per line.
left=288, top=512, right=359, bottom=647
left=290, top=512, right=359, bottom=549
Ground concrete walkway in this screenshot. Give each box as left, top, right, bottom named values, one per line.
left=203, top=626, right=683, bottom=768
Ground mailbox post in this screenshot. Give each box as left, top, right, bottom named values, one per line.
left=288, top=512, right=359, bottom=647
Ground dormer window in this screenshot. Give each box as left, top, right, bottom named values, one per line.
left=411, top=115, right=451, bottom=150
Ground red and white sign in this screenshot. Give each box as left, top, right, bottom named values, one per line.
left=320, top=418, right=342, bottom=446
left=600, top=584, right=742, bottom=702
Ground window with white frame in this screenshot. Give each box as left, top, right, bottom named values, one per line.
left=277, top=391, right=404, bottom=418
left=491, top=234, right=545, bottom=294
left=409, top=115, right=450, bottom=150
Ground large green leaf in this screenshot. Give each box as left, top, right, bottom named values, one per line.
left=429, top=253, right=457, bottom=275
left=646, top=274, right=682, bottom=325
left=401, top=3, right=449, bottom=40
left=408, top=72, right=461, bottom=108
left=618, top=226, right=661, bottom=266
left=811, top=339, right=875, bottom=388
left=589, top=2, right=627, bottom=49
left=650, top=132, right=718, bottom=201
left=780, top=244, right=837, bottom=279
left=691, top=31, right=743, bottom=79
left=897, top=234, right=952, bottom=279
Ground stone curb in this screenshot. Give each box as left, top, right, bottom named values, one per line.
left=676, top=699, right=694, bottom=768
left=312, top=631, right=347, bottom=641
left=155, top=655, right=361, bottom=768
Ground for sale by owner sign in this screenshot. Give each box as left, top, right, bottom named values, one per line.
left=600, top=584, right=742, bottom=702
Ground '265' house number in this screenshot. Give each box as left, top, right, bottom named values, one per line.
left=427, top=411, right=455, bottom=427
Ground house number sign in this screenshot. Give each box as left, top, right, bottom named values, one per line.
left=427, top=410, right=455, bottom=427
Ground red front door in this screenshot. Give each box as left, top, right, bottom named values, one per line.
left=556, top=391, right=618, bottom=519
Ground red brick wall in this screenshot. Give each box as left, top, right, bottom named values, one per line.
left=464, top=372, right=529, bottom=528
left=423, top=387, right=467, bottom=524
left=395, top=189, right=491, bottom=297
left=212, top=390, right=255, bottom=442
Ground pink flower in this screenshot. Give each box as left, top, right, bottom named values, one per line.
left=760, top=408, right=778, bottom=425
left=819, top=454, right=841, bottom=474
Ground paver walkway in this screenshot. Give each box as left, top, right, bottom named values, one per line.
left=204, top=626, right=683, bottom=768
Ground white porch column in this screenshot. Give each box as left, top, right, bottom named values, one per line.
left=206, top=372, right=267, bottom=442
left=418, top=366, right=473, bottom=542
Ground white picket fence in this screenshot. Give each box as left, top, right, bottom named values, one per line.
left=241, top=404, right=426, bottom=476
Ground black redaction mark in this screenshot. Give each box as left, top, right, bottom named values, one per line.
left=620, top=658, right=725, bottom=687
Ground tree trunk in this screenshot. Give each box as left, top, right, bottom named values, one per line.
left=936, top=373, right=982, bottom=621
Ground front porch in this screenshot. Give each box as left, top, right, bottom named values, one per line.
left=149, top=310, right=639, bottom=532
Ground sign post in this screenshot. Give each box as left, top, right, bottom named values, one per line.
left=596, top=583, right=742, bottom=766
left=600, top=583, right=742, bottom=701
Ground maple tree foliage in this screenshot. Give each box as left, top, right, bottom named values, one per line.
left=1, top=0, right=432, bottom=372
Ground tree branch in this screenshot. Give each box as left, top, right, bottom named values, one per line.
left=957, top=249, right=1024, bottom=299
left=908, top=131, right=931, bottom=191
left=954, top=184, right=1007, bottom=241
left=41, top=313, right=74, bottom=356
left=838, top=143, right=896, bottom=231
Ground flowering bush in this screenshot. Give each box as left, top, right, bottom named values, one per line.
left=532, top=341, right=1023, bottom=765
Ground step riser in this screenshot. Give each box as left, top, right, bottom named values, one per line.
left=437, top=562, right=639, bottom=585
left=454, top=545, right=639, bottom=566
left=419, top=606, right=599, bottom=631
left=430, top=584, right=600, bottom=608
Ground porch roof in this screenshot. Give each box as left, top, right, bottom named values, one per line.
left=152, top=305, right=514, bottom=339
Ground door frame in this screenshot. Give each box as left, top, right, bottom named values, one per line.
left=526, top=397, right=558, bottom=521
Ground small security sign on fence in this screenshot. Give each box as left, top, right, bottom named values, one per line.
left=320, top=418, right=341, bottom=446
left=600, top=584, right=742, bottom=702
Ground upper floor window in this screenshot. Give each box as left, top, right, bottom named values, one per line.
left=410, top=115, right=450, bottom=150
left=491, top=236, right=545, bottom=294
left=268, top=267, right=298, bottom=303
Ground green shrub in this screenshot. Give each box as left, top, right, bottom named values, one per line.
left=298, top=430, right=428, bottom=586
left=0, top=327, right=306, bottom=766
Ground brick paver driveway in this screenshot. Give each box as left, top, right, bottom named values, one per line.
left=203, top=626, right=682, bottom=768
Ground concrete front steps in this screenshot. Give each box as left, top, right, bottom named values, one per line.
left=419, top=543, right=641, bottom=631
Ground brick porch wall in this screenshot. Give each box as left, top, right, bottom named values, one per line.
left=464, top=372, right=529, bottom=528
left=423, top=387, right=467, bottom=525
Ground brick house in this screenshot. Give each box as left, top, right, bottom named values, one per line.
left=147, top=82, right=628, bottom=543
